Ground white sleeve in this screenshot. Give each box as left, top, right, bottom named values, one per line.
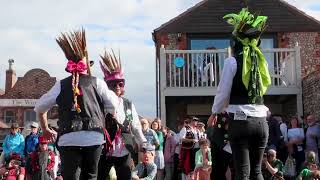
left=34, top=81, right=60, bottom=113
left=174, top=127, right=186, bottom=143
left=96, top=78, right=120, bottom=114
left=212, top=57, right=237, bottom=114
left=131, top=103, right=147, bottom=143
left=280, top=124, right=288, bottom=142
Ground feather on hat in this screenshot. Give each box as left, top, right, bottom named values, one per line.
left=100, top=49, right=124, bottom=81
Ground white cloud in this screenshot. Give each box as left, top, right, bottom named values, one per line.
left=0, top=0, right=319, bottom=117
left=0, top=0, right=201, bottom=117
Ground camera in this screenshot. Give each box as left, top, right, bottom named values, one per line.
left=12, top=160, right=21, bottom=166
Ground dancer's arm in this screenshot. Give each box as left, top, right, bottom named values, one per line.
left=131, top=103, right=147, bottom=144
left=211, top=57, right=237, bottom=114
left=34, top=81, right=60, bottom=140
left=96, top=78, right=120, bottom=114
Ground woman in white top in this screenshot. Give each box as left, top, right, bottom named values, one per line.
left=287, top=116, right=305, bottom=173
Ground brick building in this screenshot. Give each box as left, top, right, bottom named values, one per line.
left=302, top=67, right=320, bottom=120
left=152, top=0, right=320, bottom=128
left=0, top=59, right=56, bottom=139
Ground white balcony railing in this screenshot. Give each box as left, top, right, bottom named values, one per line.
left=159, top=46, right=301, bottom=89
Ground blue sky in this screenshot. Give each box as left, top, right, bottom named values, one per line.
left=0, top=0, right=319, bottom=117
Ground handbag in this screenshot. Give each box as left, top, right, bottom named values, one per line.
left=283, top=155, right=296, bottom=177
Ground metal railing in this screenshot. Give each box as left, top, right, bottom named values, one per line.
left=160, top=46, right=301, bottom=89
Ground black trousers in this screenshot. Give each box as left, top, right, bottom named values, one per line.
left=173, top=153, right=180, bottom=180
left=97, top=153, right=131, bottom=180
left=229, top=116, right=269, bottom=180
left=59, top=145, right=103, bottom=180
left=211, top=145, right=233, bottom=180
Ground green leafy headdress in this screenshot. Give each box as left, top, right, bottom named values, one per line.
left=223, top=8, right=271, bottom=104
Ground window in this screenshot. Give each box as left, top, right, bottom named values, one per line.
left=190, top=38, right=274, bottom=50
left=24, top=110, right=37, bottom=122
left=190, top=39, right=230, bottom=50
left=4, top=110, right=15, bottom=124
left=190, top=37, right=275, bottom=68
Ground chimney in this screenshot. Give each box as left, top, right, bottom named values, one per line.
left=5, top=59, right=17, bottom=93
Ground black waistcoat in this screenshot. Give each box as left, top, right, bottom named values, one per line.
left=229, top=43, right=263, bottom=105
left=56, top=75, right=105, bottom=135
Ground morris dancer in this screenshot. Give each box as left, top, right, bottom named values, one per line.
left=98, top=49, right=147, bottom=180
left=176, top=117, right=198, bottom=178
left=34, top=29, right=119, bottom=180
left=208, top=8, right=271, bottom=179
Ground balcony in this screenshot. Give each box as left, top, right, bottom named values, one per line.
left=159, top=45, right=302, bottom=96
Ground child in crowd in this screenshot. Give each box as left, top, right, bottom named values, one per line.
left=297, top=163, right=320, bottom=180
left=132, top=143, right=157, bottom=180
left=0, top=153, right=25, bottom=180
left=297, top=151, right=320, bottom=179
left=193, top=138, right=212, bottom=180
left=27, top=136, right=55, bottom=180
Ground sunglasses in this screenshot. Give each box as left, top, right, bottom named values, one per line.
left=107, top=80, right=125, bottom=88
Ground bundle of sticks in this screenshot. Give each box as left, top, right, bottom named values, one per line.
left=56, top=28, right=91, bottom=75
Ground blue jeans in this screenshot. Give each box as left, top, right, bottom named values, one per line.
left=229, top=116, right=269, bottom=180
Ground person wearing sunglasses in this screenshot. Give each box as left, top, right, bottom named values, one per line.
left=98, top=50, right=147, bottom=180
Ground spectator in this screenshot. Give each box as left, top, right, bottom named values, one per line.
left=177, top=117, right=198, bottom=179
left=193, top=139, right=212, bottom=180
left=24, top=122, right=40, bottom=157
left=287, top=116, right=305, bottom=173
left=27, top=136, right=55, bottom=180
left=46, top=125, right=60, bottom=179
left=297, top=154, right=320, bottom=180
left=2, top=123, right=25, bottom=160
left=163, top=127, right=176, bottom=180
left=132, top=144, right=157, bottom=180
left=173, top=122, right=186, bottom=180
left=305, top=115, right=320, bottom=163
left=262, top=149, right=284, bottom=180
left=141, top=119, right=159, bottom=148
left=301, top=151, right=318, bottom=171
left=151, top=120, right=164, bottom=180
left=276, top=115, right=289, bottom=163
left=154, top=118, right=162, bottom=131
left=196, top=122, right=207, bottom=139
left=267, top=112, right=282, bottom=151
left=0, top=153, right=25, bottom=180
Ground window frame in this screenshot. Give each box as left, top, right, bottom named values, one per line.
left=23, top=109, right=37, bottom=123
left=4, top=110, right=15, bottom=124
left=187, top=33, right=278, bottom=50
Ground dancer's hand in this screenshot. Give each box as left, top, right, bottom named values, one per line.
left=42, top=127, right=57, bottom=143
left=207, top=114, right=217, bottom=127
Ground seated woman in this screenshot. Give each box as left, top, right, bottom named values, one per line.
left=193, top=138, right=212, bottom=180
